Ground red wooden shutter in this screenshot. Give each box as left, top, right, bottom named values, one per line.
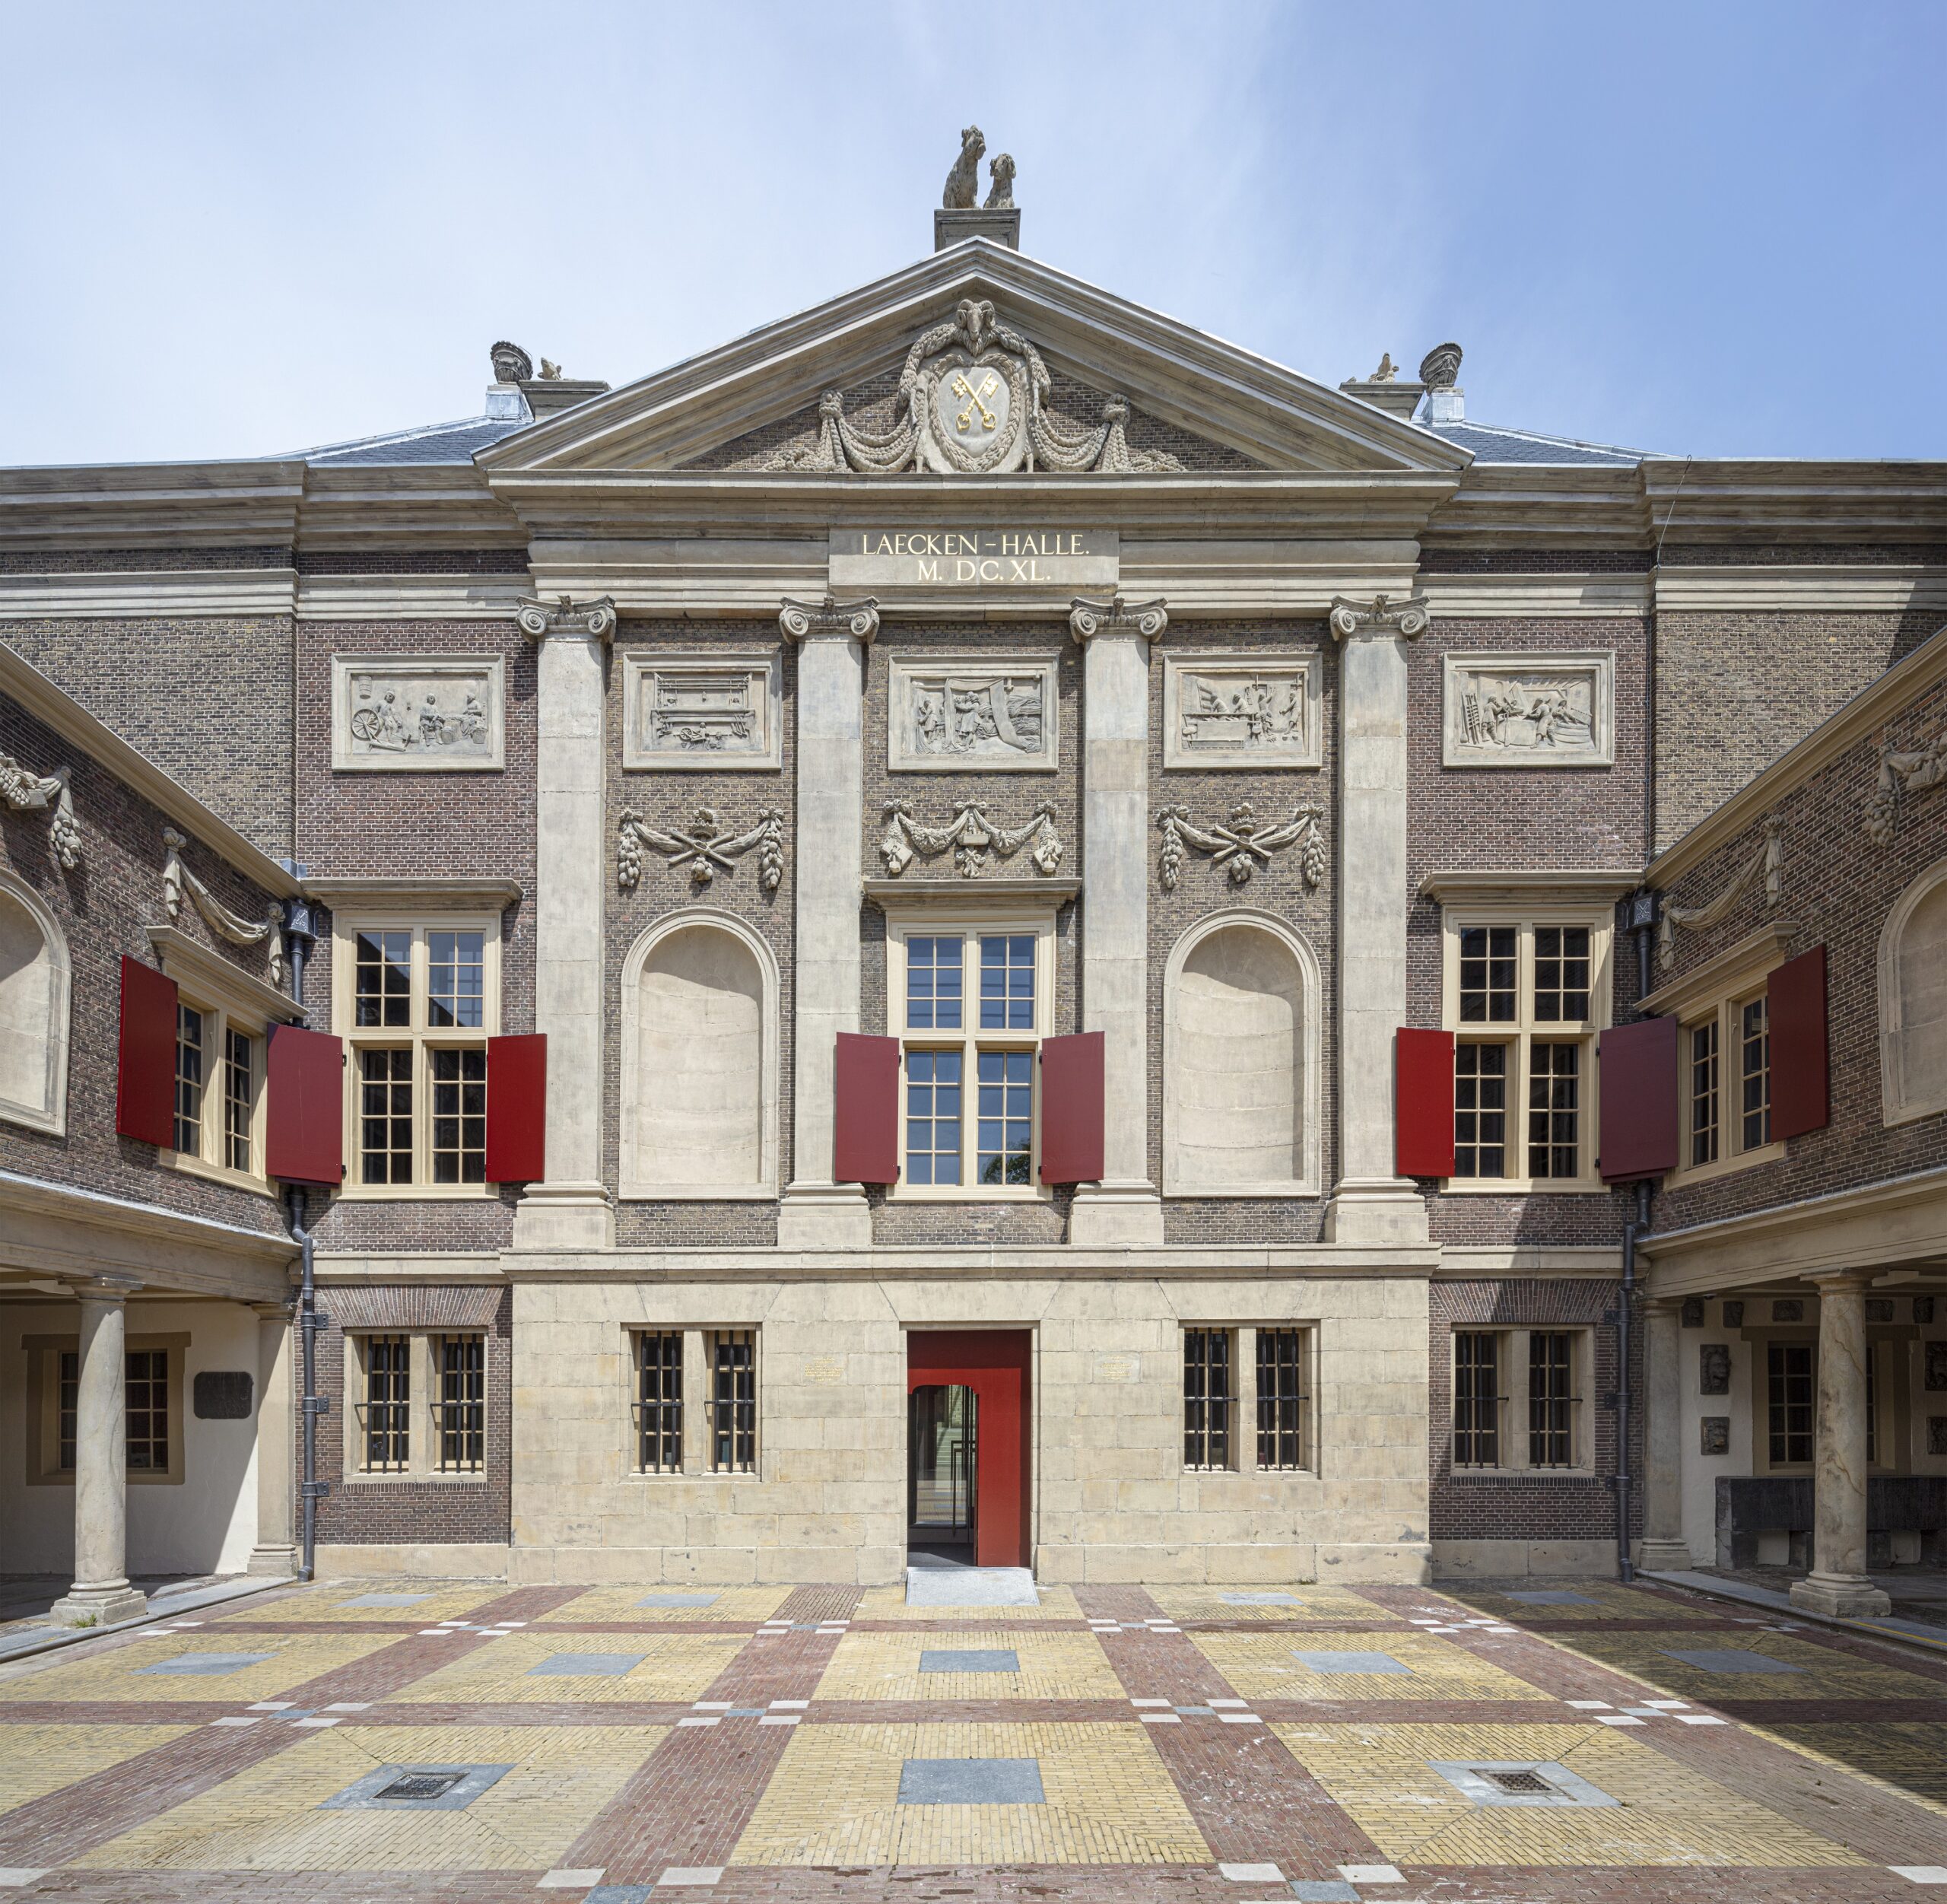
left=265, top=1024, right=344, bottom=1184
left=1598, top=1014, right=1679, bottom=1181
left=485, top=1033, right=547, bottom=1183
left=833, top=1032, right=900, bottom=1184
left=116, top=955, right=178, bottom=1147
left=1770, top=943, right=1830, bottom=1140
left=1396, top=1028, right=1456, bottom=1178
left=1038, top=1031, right=1104, bottom=1184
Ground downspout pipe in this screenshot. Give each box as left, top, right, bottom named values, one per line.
left=1615, top=892, right=1660, bottom=1586
left=280, top=891, right=322, bottom=1581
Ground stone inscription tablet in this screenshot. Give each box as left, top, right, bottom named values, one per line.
left=830, top=528, right=1117, bottom=590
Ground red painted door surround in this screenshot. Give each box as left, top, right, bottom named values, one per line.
left=907, top=1330, right=1031, bottom=1569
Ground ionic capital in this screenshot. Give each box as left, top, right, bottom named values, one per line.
left=779, top=595, right=879, bottom=645
left=1069, top=594, right=1167, bottom=644
left=517, top=594, right=618, bottom=643
left=1328, top=593, right=1428, bottom=643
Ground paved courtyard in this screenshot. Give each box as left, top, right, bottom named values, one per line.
left=1, top=1574, right=1945, bottom=1902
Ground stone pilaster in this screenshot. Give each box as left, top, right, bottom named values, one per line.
left=1068, top=594, right=1167, bottom=1247
left=49, top=1280, right=148, bottom=1628
left=513, top=594, right=617, bottom=1251
left=1790, top=1273, right=1893, bottom=1618
left=246, top=1302, right=297, bottom=1577
left=777, top=595, right=879, bottom=1249
left=1637, top=1299, right=1693, bottom=1571
left=1323, top=594, right=1430, bottom=1245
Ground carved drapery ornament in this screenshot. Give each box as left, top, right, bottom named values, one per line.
left=516, top=594, right=617, bottom=642
left=617, top=807, right=784, bottom=893
left=1328, top=593, right=1430, bottom=641
left=1656, top=815, right=1783, bottom=970
left=778, top=595, right=880, bottom=644
left=1069, top=594, right=1169, bottom=642
left=1866, top=724, right=1947, bottom=844
left=767, top=297, right=1181, bottom=477
left=0, top=757, right=80, bottom=869
left=878, top=799, right=1062, bottom=879
left=161, top=828, right=286, bottom=984
left=1157, top=803, right=1326, bottom=892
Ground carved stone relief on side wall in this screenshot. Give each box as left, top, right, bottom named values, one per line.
left=1162, top=653, right=1321, bottom=770
left=888, top=656, right=1058, bottom=771
left=622, top=651, right=783, bottom=771
left=1441, top=651, right=1615, bottom=768
left=331, top=655, right=504, bottom=771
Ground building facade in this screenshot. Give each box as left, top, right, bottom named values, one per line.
left=2, top=213, right=1945, bottom=1620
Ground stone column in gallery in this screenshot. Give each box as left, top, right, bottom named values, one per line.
left=50, top=1279, right=148, bottom=1627
left=1637, top=1299, right=1694, bottom=1572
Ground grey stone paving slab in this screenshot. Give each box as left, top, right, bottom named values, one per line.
left=905, top=1566, right=1039, bottom=1607
left=1291, top=1883, right=1359, bottom=1903
left=319, top=1763, right=514, bottom=1810
left=919, top=1648, right=1020, bottom=1674
left=338, top=1592, right=432, bottom=1609
left=636, top=1593, right=719, bottom=1608
left=1661, top=1648, right=1806, bottom=1674
left=132, top=1652, right=274, bottom=1676
left=1221, top=1591, right=1300, bottom=1605
left=1504, top=1590, right=1597, bottom=1606
left=528, top=1652, right=647, bottom=1677
left=1291, top=1649, right=1410, bottom=1674
left=897, top=1756, right=1046, bottom=1804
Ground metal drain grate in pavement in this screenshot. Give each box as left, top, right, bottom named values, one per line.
left=375, top=1772, right=465, bottom=1802
left=1480, top=1768, right=1553, bottom=1795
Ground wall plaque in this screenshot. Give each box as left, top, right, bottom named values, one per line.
left=829, top=528, right=1117, bottom=591
left=1441, top=650, right=1615, bottom=768
left=888, top=655, right=1058, bottom=772
left=1162, top=653, right=1322, bottom=771
left=622, top=650, right=783, bottom=772
left=332, top=655, right=503, bottom=771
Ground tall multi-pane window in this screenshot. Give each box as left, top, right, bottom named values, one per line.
left=57, top=1349, right=78, bottom=1471
left=1446, top=914, right=1606, bottom=1187
left=437, top=1335, right=484, bottom=1473
left=1740, top=997, right=1771, bottom=1151
left=224, top=1028, right=255, bottom=1173
left=338, top=918, right=499, bottom=1193
left=361, top=1335, right=411, bottom=1472
left=1768, top=1342, right=1815, bottom=1466
left=160, top=968, right=265, bottom=1185
left=1678, top=982, right=1778, bottom=1180
left=1453, top=1332, right=1501, bottom=1467
left=1527, top=1332, right=1576, bottom=1467
left=1689, top=1020, right=1720, bottom=1166
left=1183, top=1329, right=1233, bottom=1470
left=893, top=920, right=1050, bottom=1194
left=1256, top=1329, right=1308, bottom=1470
left=124, top=1350, right=170, bottom=1473
left=636, top=1331, right=684, bottom=1473
left=710, top=1330, right=757, bottom=1473
left=173, top=1006, right=205, bottom=1155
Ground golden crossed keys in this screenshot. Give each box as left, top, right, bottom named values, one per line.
left=951, top=370, right=999, bottom=434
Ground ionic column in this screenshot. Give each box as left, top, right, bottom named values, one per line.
left=1790, top=1273, right=1892, bottom=1618
left=1067, top=594, right=1167, bottom=1247
left=1637, top=1298, right=1693, bottom=1571
left=777, top=594, right=879, bottom=1250
left=246, top=1302, right=297, bottom=1577
left=1323, top=594, right=1430, bottom=1245
left=50, top=1280, right=148, bottom=1627
left=513, top=593, right=617, bottom=1251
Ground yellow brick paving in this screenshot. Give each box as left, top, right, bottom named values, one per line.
left=729, top=1721, right=1208, bottom=1867
left=1444, top=1580, right=1691, bottom=1623
left=1272, top=1720, right=1867, bottom=1868
left=72, top=1723, right=665, bottom=1871
left=1552, top=1625, right=1947, bottom=1702
left=1148, top=1584, right=1408, bottom=1626
left=1193, top=1628, right=1553, bottom=1703
left=1761, top=1723, right=1947, bottom=1816
left=529, top=1583, right=795, bottom=1625
left=249, top=1584, right=508, bottom=1626
left=0, top=1629, right=403, bottom=1705
left=813, top=1628, right=1124, bottom=1702
left=381, top=1629, right=744, bottom=1704
left=0, top=1721, right=194, bottom=1816
left=851, top=1583, right=1085, bottom=1622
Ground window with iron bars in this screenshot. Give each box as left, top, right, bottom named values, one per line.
left=1453, top=1330, right=1501, bottom=1468
left=1527, top=1331, right=1578, bottom=1467
left=1256, top=1328, right=1310, bottom=1471
left=1183, top=1329, right=1234, bottom=1470
left=360, top=1334, right=411, bottom=1473
left=710, top=1330, right=757, bottom=1473
left=635, top=1330, right=684, bottom=1474
left=437, top=1334, right=485, bottom=1473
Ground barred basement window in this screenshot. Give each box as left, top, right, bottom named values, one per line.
left=125, top=1349, right=170, bottom=1473
left=710, top=1329, right=757, bottom=1473
left=1453, top=1331, right=1501, bottom=1468
left=635, top=1330, right=684, bottom=1474
left=173, top=1006, right=205, bottom=1155
left=1183, top=1329, right=1234, bottom=1470
left=1768, top=1342, right=1814, bottom=1467
left=1527, top=1332, right=1577, bottom=1467
left=437, top=1334, right=484, bottom=1473
left=1256, top=1328, right=1308, bottom=1470
left=361, top=1334, right=411, bottom=1473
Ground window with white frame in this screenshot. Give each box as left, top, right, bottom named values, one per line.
left=885, top=914, right=1055, bottom=1196
left=152, top=931, right=278, bottom=1191
left=332, top=917, right=500, bottom=1194
left=1450, top=1327, right=1590, bottom=1471
left=1442, top=910, right=1611, bottom=1190
left=345, top=1330, right=489, bottom=1478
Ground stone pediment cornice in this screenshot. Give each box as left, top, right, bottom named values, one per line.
left=474, top=243, right=1472, bottom=479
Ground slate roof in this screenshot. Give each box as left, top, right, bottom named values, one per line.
left=291, top=415, right=532, bottom=466
left=1422, top=419, right=1650, bottom=466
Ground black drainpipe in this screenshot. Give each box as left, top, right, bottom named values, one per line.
left=1615, top=892, right=1660, bottom=1586
left=281, top=890, right=323, bottom=1581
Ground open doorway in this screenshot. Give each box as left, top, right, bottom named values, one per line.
left=908, top=1384, right=977, bottom=1566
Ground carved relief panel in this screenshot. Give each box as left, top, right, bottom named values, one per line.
left=888, top=655, right=1058, bottom=772
left=1442, top=652, right=1615, bottom=768
left=1162, top=654, right=1321, bottom=771
left=622, top=651, right=783, bottom=771
left=331, top=656, right=504, bottom=771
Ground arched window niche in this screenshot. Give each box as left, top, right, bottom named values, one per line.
left=0, top=872, right=69, bottom=1137
left=620, top=908, right=779, bottom=1199
left=1880, top=857, right=1947, bottom=1127
left=1163, top=908, right=1320, bottom=1197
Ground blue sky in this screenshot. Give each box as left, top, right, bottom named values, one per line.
left=5, top=1, right=1942, bottom=468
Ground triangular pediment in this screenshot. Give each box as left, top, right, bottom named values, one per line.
left=475, top=243, right=1469, bottom=478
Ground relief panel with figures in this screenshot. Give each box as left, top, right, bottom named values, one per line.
left=331, top=655, right=503, bottom=771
